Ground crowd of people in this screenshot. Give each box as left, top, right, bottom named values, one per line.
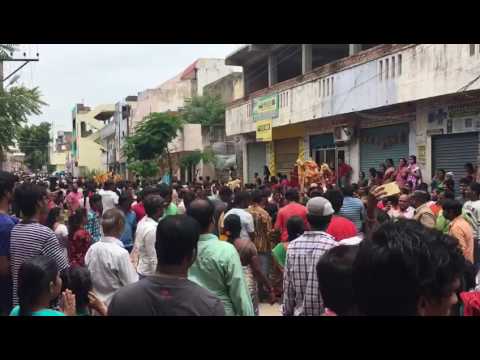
left=1, top=155, right=480, bottom=316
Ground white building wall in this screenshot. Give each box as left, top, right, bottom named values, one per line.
left=227, top=44, right=480, bottom=137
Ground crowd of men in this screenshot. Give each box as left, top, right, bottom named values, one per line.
left=0, top=155, right=480, bottom=316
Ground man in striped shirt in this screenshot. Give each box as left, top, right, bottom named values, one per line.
left=339, top=185, right=366, bottom=233
left=10, top=183, right=69, bottom=306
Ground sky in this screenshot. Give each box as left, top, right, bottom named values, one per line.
left=4, top=44, right=241, bottom=134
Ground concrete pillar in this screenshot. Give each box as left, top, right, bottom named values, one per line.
left=349, top=44, right=362, bottom=55
left=302, top=44, right=312, bottom=74
left=268, top=54, right=278, bottom=87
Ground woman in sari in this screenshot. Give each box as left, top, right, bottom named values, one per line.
left=407, top=155, right=422, bottom=191
left=395, top=158, right=409, bottom=188
left=224, top=214, right=275, bottom=315
left=383, top=159, right=396, bottom=183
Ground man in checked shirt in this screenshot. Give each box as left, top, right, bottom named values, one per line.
left=283, top=196, right=338, bottom=316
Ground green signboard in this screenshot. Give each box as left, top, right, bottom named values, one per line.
left=253, top=94, right=279, bottom=121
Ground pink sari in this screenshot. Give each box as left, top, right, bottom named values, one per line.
left=407, top=164, right=422, bottom=190
left=395, top=166, right=408, bottom=188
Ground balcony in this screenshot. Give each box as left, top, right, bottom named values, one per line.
left=226, top=44, right=480, bottom=136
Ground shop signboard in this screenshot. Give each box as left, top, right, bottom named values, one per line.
left=253, top=94, right=279, bottom=121
left=256, top=119, right=272, bottom=142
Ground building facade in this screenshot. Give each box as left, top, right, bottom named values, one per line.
left=225, top=44, right=480, bottom=186
left=203, top=72, right=244, bottom=182
left=131, top=58, right=241, bottom=181
left=71, top=103, right=114, bottom=177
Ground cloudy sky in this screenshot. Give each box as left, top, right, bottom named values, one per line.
left=4, top=44, right=241, bottom=134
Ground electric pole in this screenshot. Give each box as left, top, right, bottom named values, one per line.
left=0, top=47, right=40, bottom=170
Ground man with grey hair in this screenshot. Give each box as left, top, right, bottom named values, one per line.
left=283, top=196, right=338, bottom=316
left=85, top=208, right=138, bottom=306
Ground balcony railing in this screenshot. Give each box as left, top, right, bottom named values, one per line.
left=227, top=44, right=480, bottom=136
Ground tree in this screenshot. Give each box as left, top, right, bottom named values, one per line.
left=182, top=94, right=225, bottom=127
left=123, top=112, right=183, bottom=178
left=18, top=122, right=51, bottom=171
left=0, top=44, right=47, bottom=162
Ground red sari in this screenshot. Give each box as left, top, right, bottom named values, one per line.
left=68, top=228, right=91, bottom=267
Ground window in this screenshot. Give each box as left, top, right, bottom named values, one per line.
left=286, top=91, right=288, bottom=106
left=385, top=58, right=389, bottom=79
left=322, top=79, right=325, bottom=97
left=470, top=44, right=475, bottom=56
left=326, top=78, right=330, bottom=96
left=331, top=77, right=334, bottom=95
left=280, top=93, right=283, bottom=107
left=379, top=60, right=383, bottom=81
left=398, top=54, right=402, bottom=76
left=391, top=56, right=395, bottom=78
left=319, top=81, right=322, bottom=97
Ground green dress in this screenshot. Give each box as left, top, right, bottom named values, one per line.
left=272, top=242, right=287, bottom=268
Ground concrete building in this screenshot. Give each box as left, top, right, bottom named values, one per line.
left=2, top=146, right=25, bottom=173
left=131, top=58, right=241, bottom=181
left=49, top=131, right=72, bottom=173
left=225, top=44, right=480, bottom=187
left=204, top=72, right=244, bottom=182
left=98, top=96, right=137, bottom=178
left=71, top=103, right=114, bottom=177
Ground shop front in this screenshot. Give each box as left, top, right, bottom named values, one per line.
left=421, top=99, right=480, bottom=188
left=247, top=142, right=267, bottom=183
left=272, top=124, right=305, bottom=179
left=359, top=123, right=410, bottom=175
left=432, top=132, right=479, bottom=189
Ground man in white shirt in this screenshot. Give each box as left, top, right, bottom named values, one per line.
left=98, top=181, right=119, bottom=214
left=85, top=208, right=138, bottom=306
left=224, top=191, right=255, bottom=242
left=133, top=195, right=165, bottom=278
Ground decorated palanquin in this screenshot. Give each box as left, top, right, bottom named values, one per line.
left=93, top=172, right=122, bottom=186
left=296, top=159, right=334, bottom=192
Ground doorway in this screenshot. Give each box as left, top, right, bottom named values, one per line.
left=314, top=147, right=346, bottom=185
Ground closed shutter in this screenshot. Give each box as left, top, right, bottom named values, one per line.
left=275, top=138, right=299, bottom=177
left=432, top=132, right=479, bottom=191
left=247, top=142, right=266, bottom=183
left=360, top=123, right=410, bottom=175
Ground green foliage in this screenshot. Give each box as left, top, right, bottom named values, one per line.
left=127, top=160, right=158, bottom=179
left=18, top=122, right=51, bottom=171
left=0, top=86, right=47, bottom=154
left=123, top=112, right=183, bottom=162
left=180, top=149, right=217, bottom=169
left=182, top=94, right=225, bottom=127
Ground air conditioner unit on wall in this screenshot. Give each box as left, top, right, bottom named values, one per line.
left=334, top=126, right=354, bottom=143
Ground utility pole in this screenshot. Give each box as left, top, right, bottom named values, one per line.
left=0, top=48, right=40, bottom=170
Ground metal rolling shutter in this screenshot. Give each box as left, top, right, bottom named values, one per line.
left=432, top=132, right=479, bottom=191
left=247, top=142, right=266, bottom=183
left=275, top=138, right=299, bottom=177
left=360, top=123, right=410, bottom=175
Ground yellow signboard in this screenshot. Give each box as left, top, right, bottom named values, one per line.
left=417, top=145, right=426, bottom=165
left=256, top=119, right=272, bottom=142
